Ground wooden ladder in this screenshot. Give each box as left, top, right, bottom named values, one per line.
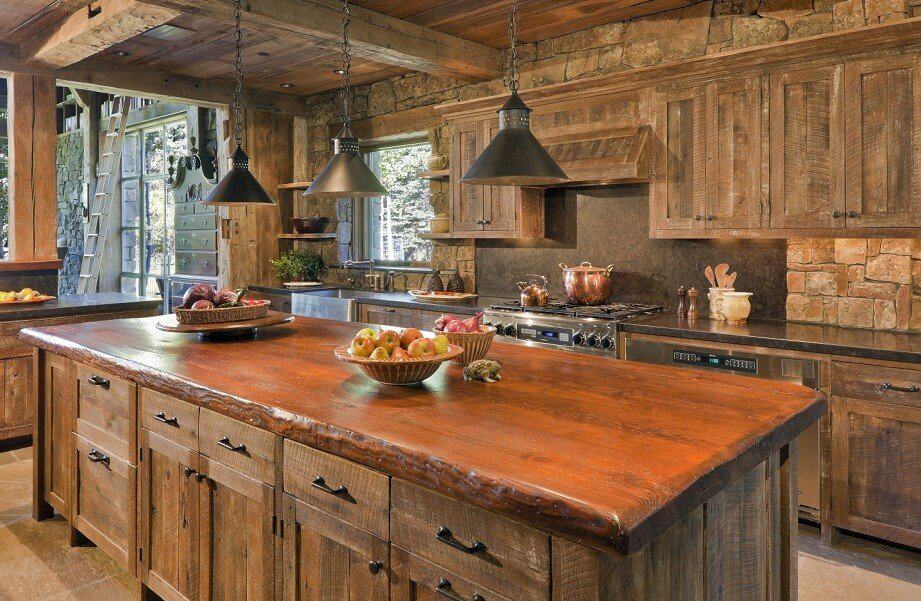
left=78, top=96, right=130, bottom=293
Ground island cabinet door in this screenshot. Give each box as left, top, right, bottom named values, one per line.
left=390, top=546, right=513, bottom=601
left=0, top=351, right=33, bottom=442
left=42, top=354, right=77, bottom=518
left=138, top=429, right=200, bottom=601
left=281, top=494, right=389, bottom=600
left=197, top=455, right=276, bottom=601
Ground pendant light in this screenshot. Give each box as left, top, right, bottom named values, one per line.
left=205, top=0, right=276, bottom=206
left=304, top=0, right=387, bottom=198
left=461, top=1, right=568, bottom=186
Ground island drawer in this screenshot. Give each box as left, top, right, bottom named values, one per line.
left=75, top=364, right=137, bottom=463
left=74, top=434, right=136, bottom=574
left=391, top=479, right=550, bottom=600
left=283, top=440, right=390, bottom=539
left=139, top=388, right=199, bottom=450
left=199, top=408, right=276, bottom=483
left=832, top=360, right=921, bottom=407
left=391, top=546, right=514, bottom=601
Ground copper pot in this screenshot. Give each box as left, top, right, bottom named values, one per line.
left=559, top=262, right=614, bottom=305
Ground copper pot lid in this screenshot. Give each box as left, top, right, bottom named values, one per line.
left=559, top=262, right=613, bottom=274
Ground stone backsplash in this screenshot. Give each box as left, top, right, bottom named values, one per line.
left=786, top=239, right=921, bottom=331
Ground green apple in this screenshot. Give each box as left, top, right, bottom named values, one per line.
left=407, top=338, right=435, bottom=358
left=350, top=335, right=375, bottom=358
left=432, top=334, right=449, bottom=355
left=355, top=327, right=376, bottom=340
left=369, top=346, right=390, bottom=361
left=375, top=329, right=401, bottom=353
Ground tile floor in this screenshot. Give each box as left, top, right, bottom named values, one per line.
left=1, top=444, right=918, bottom=600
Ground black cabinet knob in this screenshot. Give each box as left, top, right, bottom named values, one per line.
left=368, top=560, right=384, bottom=575
left=832, top=210, right=842, bottom=218
left=706, top=214, right=715, bottom=221
left=694, top=214, right=702, bottom=221
left=847, top=211, right=858, bottom=218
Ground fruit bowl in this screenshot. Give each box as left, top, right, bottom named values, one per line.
left=438, top=325, right=495, bottom=365
left=334, top=344, right=464, bottom=385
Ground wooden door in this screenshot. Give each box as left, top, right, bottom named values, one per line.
left=0, top=351, right=33, bottom=442
left=198, top=455, right=276, bottom=601
left=391, top=546, right=513, bottom=601
left=844, top=54, right=921, bottom=229
left=704, top=77, right=764, bottom=230
left=769, top=65, right=845, bottom=229
left=450, top=120, right=485, bottom=233
left=359, top=304, right=404, bottom=327
left=281, top=494, right=389, bottom=600
left=483, top=119, right=519, bottom=234
left=138, top=429, right=200, bottom=601
left=42, top=353, right=77, bottom=518
left=650, top=86, right=706, bottom=232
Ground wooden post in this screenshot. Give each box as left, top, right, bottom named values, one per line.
left=8, top=73, right=58, bottom=262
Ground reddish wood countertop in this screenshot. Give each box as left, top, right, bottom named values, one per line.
left=21, top=316, right=825, bottom=554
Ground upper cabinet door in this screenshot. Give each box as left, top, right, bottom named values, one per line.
left=450, top=120, right=485, bottom=233
left=844, top=54, right=921, bottom=229
left=705, top=77, right=764, bottom=230
left=769, top=66, right=845, bottom=229
left=483, top=118, right=519, bottom=233
left=651, top=86, right=707, bottom=231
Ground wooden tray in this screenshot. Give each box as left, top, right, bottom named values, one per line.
left=0, top=294, right=56, bottom=305
left=157, top=311, right=294, bottom=338
left=407, top=290, right=477, bottom=302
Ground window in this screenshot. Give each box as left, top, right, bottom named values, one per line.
left=355, top=141, right=433, bottom=264
left=55, top=87, right=83, bottom=134
left=120, top=117, right=187, bottom=300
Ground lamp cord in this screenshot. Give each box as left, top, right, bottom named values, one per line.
left=507, top=0, right=519, bottom=94
left=232, top=0, right=245, bottom=149
left=340, top=0, right=353, bottom=131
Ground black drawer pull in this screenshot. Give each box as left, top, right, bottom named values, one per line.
left=88, top=375, right=110, bottom=389
left=436, top=526, right=487, bottom=555
left=882, top=383, right=919, bottom=393
left=184, top=467, right=197, bottom=478
left=312, top=476, right=349, bottom=497
left=368, top=560, right=384, bottom=575
left=154, top=412, right=180, bottom=427
left=217, top=437, right=247, bottom=453
left=436, top=578, right=485, bottom=601
left=87, top=449, right=110, bottom=468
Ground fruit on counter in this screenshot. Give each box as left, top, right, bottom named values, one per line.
left=432, top=334, right=449, bottom=355
left=350, top=334, right=375, bottom=358
left=356, top=327, right=376, bottom=340
left=191, top=299, right=215, bottom=310
left=0, top=288, right=46, bottom=303
left=399, top=328, right=423, bottom=348
left=435, top=313, right=462, bottom=331
left=443, top=320, right=466, bottom=333
left=375, top=330, right=401, bottom=353
left=369, top=346, right=390, bottom=361
left=461, top=312, right=483, bottom=332
left=183, top=283, right=249, bottom=308
left=434, top=311, right=484, bottom=334
left=182, top=283, right=214, bottom=307
left=407, top=337, right=435, bottom=358
left=391, top=347, right=411, bottom=361
left=214, top=287, right=247, bottom=306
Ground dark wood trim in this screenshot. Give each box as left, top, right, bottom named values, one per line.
left=0, top=259, right=63, bottom=272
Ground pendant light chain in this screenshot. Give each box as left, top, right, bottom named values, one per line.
left=340, top=0, right=353, bottom=131
left=232, top=0, right=245, bottom=148
left=506, top=0, right=519, bottom=94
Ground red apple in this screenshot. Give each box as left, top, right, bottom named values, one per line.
left=375, top=330, right=401, bottom=353
left=400, top=327, right=423, bottom=349
left=391, top=347, right=411, bottom=362
left=350, top=335, right=375, bottom=358
left=407, top=338, right=435, bottom=358
left=444, top=319, right=466, bottom=333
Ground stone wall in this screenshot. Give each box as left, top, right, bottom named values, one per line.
left=56, top=130, right=84, bottom=294
left=297, top=0, right=921, bottom=324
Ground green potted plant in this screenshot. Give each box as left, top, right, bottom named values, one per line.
left=271, top=248, right=325, bottom=282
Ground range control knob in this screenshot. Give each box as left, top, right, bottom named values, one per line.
left=491, top=323, right=503, bottom=335
left=587, top=330, right=600, bottom=347
left=503, top=324, right=517, bottom=336
left=571, top=327, right=586, bottom=346
left=600, top=332, right=615, bottom=350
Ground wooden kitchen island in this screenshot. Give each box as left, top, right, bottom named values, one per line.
left=21, top=316, right=824, bottom=601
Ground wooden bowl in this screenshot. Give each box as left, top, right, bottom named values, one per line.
left=334, top=344, right=464, bottom=385
left=291, top=217, right=329, bottom=234
left=174, top=301, right=270, bottom=325
left=438, top=326, right=495, bottom=365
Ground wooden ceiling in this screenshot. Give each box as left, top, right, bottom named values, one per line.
left=0, top=0, right=696, bottom=99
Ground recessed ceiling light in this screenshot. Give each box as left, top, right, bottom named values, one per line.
left=257, top=51, right=270, bottom=57
left=114, top=50, right=132, bottom=57
left=281, top=83, right=294, bottom=89
left=333, top=68, right=346, bottom=75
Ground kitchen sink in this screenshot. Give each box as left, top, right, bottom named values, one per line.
left=291, top=289, right=359, bottom=321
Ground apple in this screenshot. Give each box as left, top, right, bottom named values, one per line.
left=400, top=327, right=423, bottom=349
left=407, top=338, right=435, bottom=358
left=391, top=347, right=411, bottom=361
left=355, top=327, right=376, bottom=340
left=375, top=329, right=401, bottom=353
left=432, top=334, right=449, bottom=355
left=444, top=319, right=466, bottom=333
left=350, top=335, right=375, bottom=358
left=369, top=346, right=390, bottom=361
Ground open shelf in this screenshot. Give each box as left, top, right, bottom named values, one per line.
left=278, top=233, right=337, bottom=240
left=278, top=181, right=314, bottom=190
left=418, top=169, right=449, bottom=181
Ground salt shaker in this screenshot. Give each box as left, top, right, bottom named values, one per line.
left=676, top=286, right=688, bottom=318
left=687, top=287, right=700, bottom=321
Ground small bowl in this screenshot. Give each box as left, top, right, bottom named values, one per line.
left=291, top=216, right=329, bottom=234
left=437, top=326, right=495, bottom=365
left=334, top=344, right=464, bottom=385
left=429, top=216, right=450, bottom=233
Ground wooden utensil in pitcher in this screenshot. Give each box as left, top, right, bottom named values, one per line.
left=715, top=263, right=730, bottom=288
left=705, top=266, right=716, bottom=288
left=725, top=272, right=737, bottom=289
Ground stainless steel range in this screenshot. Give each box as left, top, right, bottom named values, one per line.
left=484, top=301, right=662, bottom=357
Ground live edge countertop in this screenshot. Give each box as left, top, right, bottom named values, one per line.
left=622, top=313, right=921, bottom=364
left=20, top=315, right=824, bottom=555
left=0, top=292, right=162, bottom=321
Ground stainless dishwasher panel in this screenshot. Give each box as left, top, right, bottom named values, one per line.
left=624, top=337, right=822, bottom=520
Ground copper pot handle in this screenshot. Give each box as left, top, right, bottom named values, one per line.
left=605, top=264, right=615, bottom=276
left=579, top=262, right=592, bottom=267
left=559, top=263, right=569, bottom=270
left=517, top=281, right=528, bottom=291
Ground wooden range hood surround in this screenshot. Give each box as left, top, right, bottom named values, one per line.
left=538, top=125, right=651, bottom=187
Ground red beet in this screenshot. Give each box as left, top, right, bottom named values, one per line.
left=191, top=299, right=214, bottom=310
left=182, top=283, right=214, bottom=308
left=460, top=312, right=483, bottom=333
left=435, top=314, right=462, bottom=331
left=443, top=319, right=466, bottom=333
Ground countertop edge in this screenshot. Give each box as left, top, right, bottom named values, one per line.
left=0, top=298, right=164, bottom=321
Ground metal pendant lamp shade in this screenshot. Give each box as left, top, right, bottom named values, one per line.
left=205, top=145, right=276, bottom=206
left=461, top=93, right=568, bottom=186
left=304, top=128, right=387, bottom=198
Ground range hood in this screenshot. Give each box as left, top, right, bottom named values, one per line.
left=532, top=125, right=651, bottom=188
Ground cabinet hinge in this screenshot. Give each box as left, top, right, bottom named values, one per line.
left=139, top=547, right=143, bottom=562
left=138, top=447, right=143, bottom=462
left=272, top=515, right=277, bottom=535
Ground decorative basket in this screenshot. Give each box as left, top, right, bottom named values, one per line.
left=439, top=326, right=495, bottom=365
left=174, top=301, right=270, bottom=325
left=334, top=344, right=464, bottom=385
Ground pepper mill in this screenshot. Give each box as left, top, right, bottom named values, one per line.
left=676, top=286, right=688, bottom=318
left=687, top=287, right=700, bottom=321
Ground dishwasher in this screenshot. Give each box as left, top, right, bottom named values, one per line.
left=624, top=337, right=822, bottom=521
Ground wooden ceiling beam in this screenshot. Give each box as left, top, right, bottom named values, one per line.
left=143, top=0, right=501, bottom=80
left=23, top=0, right=181, bottom=68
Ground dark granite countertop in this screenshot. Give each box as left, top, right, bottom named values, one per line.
left=342, top=290, right=495, bottom=315
left=249, top=284, right=338, bottom=296
left=0, top=292, right=163, bottom=321
left=621, top=313, right=921, bottom=364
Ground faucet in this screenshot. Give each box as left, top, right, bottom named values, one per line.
left=385, top=271, right=409, bottom=292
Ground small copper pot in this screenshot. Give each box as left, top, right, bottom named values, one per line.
left=518, top=274, right=549, bottom=307
left=559, top=262, right=614, bottom=305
